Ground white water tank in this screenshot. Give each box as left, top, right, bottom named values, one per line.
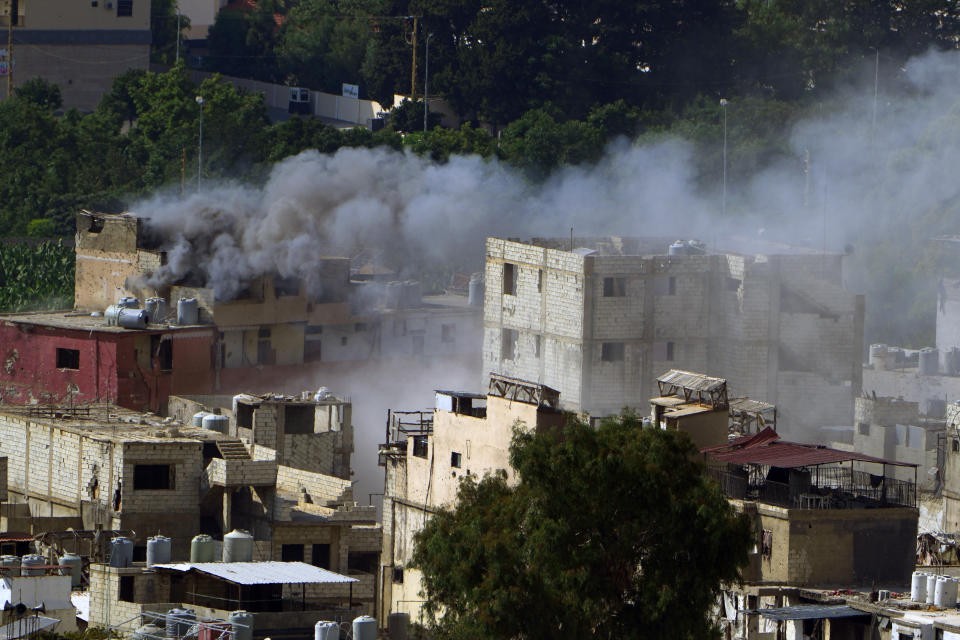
left=58, top=552, right=83, bottom=587
left=147, top=536, right=171, bottom=567
left=110, top=537, right=134, bottom=568
left=936, top=576, right=959, bottom=608
left=118, top=296, right=140, bottom=309
left=177, top=298, right=199, bottom=325
left=223, top=530, right=254, bottom=563
left=352, top=616, right=376, bottom=640
left=869, top=343, right=888, bottom=369
left=468, top=273, right=484, bottom=307
left=314, top=621, right=338, bottom=640
left=927, top=574, right=939, bottom=604
left=912, top=571, right=928, bottom=602
left=201, top=414, right=229, bottom=434
left=921, top=348, right=940, bottom=375
left=105, top=305, right=121, bottom=326
left=229, top=611, right=254, bottom=640
left=190, top=534, right=216, bottom=563
left=20, top=554, right=45, bottom=576
left=145, top=298, right=167, bottom=324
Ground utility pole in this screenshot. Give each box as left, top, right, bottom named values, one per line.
left=409, top=16, right=417, bottom=101
left=195, top=96, right=204, bottom=190
left=423, top=33, right=431, bottom=131
left=6, top=0, right=13, bottom=99
left=175, top=10, right=181, bottom=64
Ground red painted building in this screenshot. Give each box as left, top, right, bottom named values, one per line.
left=0, top=311, right=215, bottom=413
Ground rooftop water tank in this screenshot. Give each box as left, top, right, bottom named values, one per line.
left=314, top=621, right=338, bottom=640
left=869, top=343, right=888, bottom=369
left=921, top=348, right=940, bottom=375
left=118, top=308, right=149, bottom=330
left=166, top=608, right=196, bottom=638
left=58, top=552, right=83, bottom=587
left=468, top=273, right=484, bottom=308
left=936, top=576, right=959, bottom=608
left=118, top=296, right=140, bottom=309
left=912, top=571, right=928, bottom=602
left=352, top=616, right=377, bottom=640
left=223, top=530, right=254, bottom=563
left=110, top=537, right=134, bottom=568
left=145, top=298, right=168, bottom=325
left=229, top=611, right=254, bottom=640
left=946, top=347, right=960, bottom=376
left=201, top=414, right=229, bottom=434
left=147, top=536, right=171, bottom=568
left=190, top=535, right=216, bottom=563
left=387, top=613, right=410, bottom=640
left=192, top=412, right=211, bottom=428
left=20, top=554, right=45, bottom=577
left=927, top=574, right=938, bottom=604
left=0, top=555, right=20, bottom=577
left=177, top=298, right=199, bottom=325
left=105, top=305, right=121, bottom=327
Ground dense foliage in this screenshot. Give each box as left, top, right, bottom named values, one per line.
left=0, top=241, right=74, bottom=312
left=412, top=413, right=753, bottom=639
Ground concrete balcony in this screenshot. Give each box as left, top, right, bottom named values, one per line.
left=204, top=457, right=277, bottom=487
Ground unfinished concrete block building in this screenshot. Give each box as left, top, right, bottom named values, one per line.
left=482, top=237, right=865, bottom=434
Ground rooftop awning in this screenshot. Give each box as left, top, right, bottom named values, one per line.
left=756, top=605, right=869, bottom=621
left=703, top=427, right=917, bottom=468
left=151, top=562, right=358, bottom=586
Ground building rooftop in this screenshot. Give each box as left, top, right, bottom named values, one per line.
left=0, top=310, right=207, bottom=333
left=522, top=235, right=834, bottom=258
left=0, top=404, right=233, bottom=445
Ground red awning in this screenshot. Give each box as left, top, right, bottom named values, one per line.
left=703, top=427, right=917, bottom=469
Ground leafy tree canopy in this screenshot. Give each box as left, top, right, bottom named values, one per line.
left=412, top=413, right=753, bottom=640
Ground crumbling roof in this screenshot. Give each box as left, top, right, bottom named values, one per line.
left=728, top=398, right=776, bottom=414
left=703, top=427, right=917, bottom=468
left=488, top=373, right=560, bottom=408
left=756, top=605, right=868, bottom=621
left=152, top=561, right=357, bottom=585
left=658, top=370, right=726, bottom=393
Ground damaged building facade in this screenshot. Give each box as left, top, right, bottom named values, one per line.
left=378, top=374, right=563, bottom=624
left=0, top=211, right=481, bottom=411
left=482, top=237, right=864, bottom=434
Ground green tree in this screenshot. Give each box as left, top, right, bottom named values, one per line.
left=412, top=413, right=752, bottom=640
left=14, top=78, right=62, bottom=111
left=151, top=0, right=190, bottom=65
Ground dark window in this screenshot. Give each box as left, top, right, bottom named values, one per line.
left=393, top=567, right=404, bottom=583
left=133, top=464, right=173, bottom=490
left=726, top=277, right=741, bottom=291
left=537, top=269, right=543, bottom=293
left=258, top=327, right=271, bottom=338
left=281, top=544, right=304, bottom=562
left=118, top=576, right=134, bottom=602
left=668, top=276, right=676, bottom=295
left=305, top=325, right=323, bottom=335
left=666, top=341, right=675, bottom=361
left=304, top=340, right=323, bottom=363
left=441, top=324, right=455, bottom=344
left=133, top=545, right=147, bottom=562
left=116, top=0, right=132, bottom=16
left=311, top=544, right=331, bottom=569
left=534, top=335, right=541, bottom=358
left=340, top=336, right=348, bottom=346
left=88, top=216, right=104, bottom=233
left=954, top=439, right=959, bottom=453
left=501, top=328, right=517, bottom=360
left=603, top=277, right=625, bottom=297
left=412, top=435, right=428, bottom=459
left=354, top=323, right=367, bottom=332
left=56, top=348, right=80, bottom=370
left=451, top=452, right=462, bottom=468
left=285, top=405, right=314, bottom=434
left=257, top=338, right=275, bottom=365
left=273, top=275, right=299, bottom=297
left=236, top=403, right=254, bottom=429
left=601, top=342, right=625, bottom=362
left=503, top=263, right=517, bottom=295
left=347, top=552, right=378, bottom=574
left=858, top=422, right=870, bottom=436
left=151, top=335, right=173, bottom=371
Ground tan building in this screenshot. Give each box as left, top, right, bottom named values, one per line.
left=650, top=369, right=730, bottom=449
left=378, top=374, right=563, bottom=625
left=704, top=428, right=919, bottom=640
left=2, top=0, right=150, bottom=110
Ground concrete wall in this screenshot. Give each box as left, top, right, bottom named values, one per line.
left=741, top=501, right=917, bottom=587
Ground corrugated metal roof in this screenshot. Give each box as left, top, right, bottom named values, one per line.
left=152, top=562, right=358, bottom=586
left=729, top=398, right=776, bottom=413
left=757, top=605, right=868, bottom=621
left=657, top=369, right=727, bottom=393
left=703, top=427, right=917, bottom=468
left=0, top=533, right=33, bottom=543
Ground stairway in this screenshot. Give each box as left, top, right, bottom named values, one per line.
left=217, top=439, right=251, bottom=460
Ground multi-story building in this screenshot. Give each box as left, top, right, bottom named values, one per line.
left=378, top=374, right=563, bottom=625
left=482, top=237, right=864, bottom=435
left=2, top=0, right=151, bottom=110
